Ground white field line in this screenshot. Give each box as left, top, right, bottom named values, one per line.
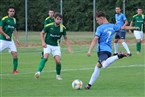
left=0, top=64, right=144, bottom=76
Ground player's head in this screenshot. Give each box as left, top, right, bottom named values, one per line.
left=48, top=9, right=54, bottom=17
left=137, top=7, right=143, bottom=15
left=115, top=6, right=121, bottom=14
left=96, top=11, right=106, bottom=25
left=8, top=6, right=15, bottom=17
left=54, top=12, right=62, bottom=25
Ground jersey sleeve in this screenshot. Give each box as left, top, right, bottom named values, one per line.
left=0, top=18, right=5, bottom=26
left=95, top=27, right=101, bottom=37
left=122, top=14, right=127, bottom=21
left=62, top=27, right=67, bottom=36
left=44, top=26, right=49, bottom=33
left=131, top=16, right=135, bottom=23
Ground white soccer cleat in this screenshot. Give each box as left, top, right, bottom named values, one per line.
left=56, top=75, right=63, bottom=80
left=35, top=72, right=40, bottom=79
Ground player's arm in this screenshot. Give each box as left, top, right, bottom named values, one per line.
left=121, top=26, right=139, bottom=30
left=122, top=14, right=128, bottom=27
left=87, top=36, right=98, bottom=57
left=63, top=35, right=73, bottom=53
left=40, top=30, right=46, bottom=48
left=123, top=20, right=128, bottom=27
left=0, top=26, right=10, bottom=39
left=13, top=28, right=19, bottom=44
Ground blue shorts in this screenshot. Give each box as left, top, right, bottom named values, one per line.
left=97, top=51, right=111, bottom=64
left=115, top=31, right=126, bottom=39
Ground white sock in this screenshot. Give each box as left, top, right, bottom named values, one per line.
left=122, top=42, right=130, bottom=54
left=102, top=55, right=119, bottom=68
left=114, top=43, right=118, bottom=53
left=89, top=66, right=100, bottom=85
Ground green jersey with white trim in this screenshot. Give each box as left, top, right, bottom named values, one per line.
left=44, top=22, right=66, bottom=46
left=44, top=17, right=54, bottom=26
left=0, top=16, right=16, bottom=41
left=131, top=14, right=145, bottom=31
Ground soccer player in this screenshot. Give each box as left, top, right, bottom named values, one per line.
left=44, top=9, right=55, bottom=25
left=35, top=13, right=72, bottom=80
left=41, top=9, right=55, bottom=59
left=113, top=6, right=131, bottom=56
left=85, top=11, right=139, bottom=90
left=129, top=7, right=145, bottom=54
left=0, top=7, right=19, bottom=74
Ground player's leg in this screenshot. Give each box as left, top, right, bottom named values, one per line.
left=52, top=46, right=62, bottom=80
left=9, top=40, right=19, bottom=74
left=54, top=55, right=62, bottom=80
left=139, top=31, right=144, bottom=53
left=119, top=32, right=131, bottom=56
left=134, top=30, right=142, bottom=54
left=85, top=51, right=127, bottom=90
left=113, top=33, right=119, bottom=55
left=35, top=45, right=50, bottom=79
left=85, top=51, right=111, bottom=89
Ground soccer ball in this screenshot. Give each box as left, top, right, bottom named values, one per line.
left=72, top=79, right=83, bottom=90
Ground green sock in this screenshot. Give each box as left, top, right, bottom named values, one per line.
left=136, top=42, right=141, bottom=52
left=37, top=58, right=47, bottom=72
left=56, top=64, right=61, bottom=75
left=13, top=58, right=18, bottom=71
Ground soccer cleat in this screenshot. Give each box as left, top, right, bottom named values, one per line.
left=56, top=75, right=63, bottom=80
left=13, top=70, right=18, bottom=74
left=127, top=53, right=132, bottom=57
left=35, top=72, right=40, bottom=79
left=117, top=52, right=127, bottom=59
left=113, top=53, right=118, bottom=56
left=85, top=84, right=91, bottom=90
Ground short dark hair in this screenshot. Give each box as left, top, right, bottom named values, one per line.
left=54, top=12, right=63, bottom=19
left=116, top=6, right=121, bottom=9
left=96, top=11, right=106, bottom=18
left=49, top=9, right=54, bottom=12
left=137, top=7, right=142, bottom=10
left=8, top=6, right=15, bottom=11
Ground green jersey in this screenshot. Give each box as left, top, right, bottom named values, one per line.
left=131, top=14, right=145, bottom=31
left=44, top=17, right=54, bottom=26
left=0, top=16, right=16, bottom=41
left=44, top=22, right=66, bottom=46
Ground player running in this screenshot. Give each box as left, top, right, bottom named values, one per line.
left=113, top=6, right=131, bottom=56
left=129, top=7, right=145, bottom=54
left=35, top=13, right=72, bottom=80
left=41, top=9, right=55, bottom=59
left=0, top=7, right=19, bottom=74
left=85, top=11, right=139, bottom=90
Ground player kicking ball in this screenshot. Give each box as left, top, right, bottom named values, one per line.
left=35, top=13, right=72, bottom=80
left=85, top=11, right=139, bottom=90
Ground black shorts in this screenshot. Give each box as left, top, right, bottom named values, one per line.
left=115, top=31, right=126, bottom=39
left=97, top=51, right=111, bottom=64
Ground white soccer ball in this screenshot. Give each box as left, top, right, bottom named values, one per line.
left=72, top=79, right=83, bottom=90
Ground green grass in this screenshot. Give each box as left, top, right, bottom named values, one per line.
left=0, top=32, right=145, bottom=97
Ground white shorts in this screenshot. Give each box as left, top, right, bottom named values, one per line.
left=0, top=40, right=17, bottom=52
left=133, top=30, right=144, bottom=40
left=43, top=45, right=61, bottom=57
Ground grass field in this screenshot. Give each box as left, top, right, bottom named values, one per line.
left=0, top=31, right=145, bottom=97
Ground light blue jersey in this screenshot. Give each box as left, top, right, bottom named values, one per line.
left=115, top=13, right=127, bottom=32
left=96, top=23, right=121, bottom=53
